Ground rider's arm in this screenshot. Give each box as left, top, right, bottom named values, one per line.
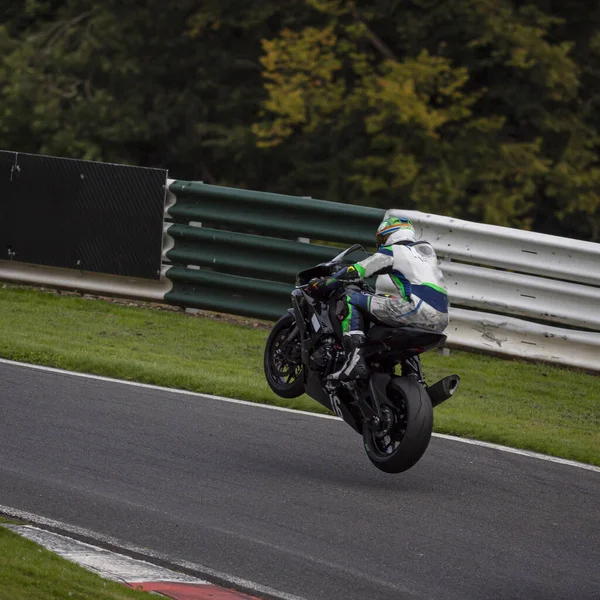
left=309, top=247, right=394, bottom=297
left=333, top=247, right=394, bottom=281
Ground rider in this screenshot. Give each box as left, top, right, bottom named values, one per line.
left=308, top=216, right=449, bottom=381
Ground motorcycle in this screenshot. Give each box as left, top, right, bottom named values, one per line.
left=264, top=244, right=460, bottom=473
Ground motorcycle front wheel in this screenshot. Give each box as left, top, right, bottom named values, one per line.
left=264, top=313, right=305, bottom=399
left=363, top=376, right=433, bottom=474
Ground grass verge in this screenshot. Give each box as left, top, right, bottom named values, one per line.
left=0, top=285, right=598, bottom=465
left=0, top=524, right=152, bottom=600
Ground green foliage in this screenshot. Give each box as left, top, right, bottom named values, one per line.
left=255, top=0, right=600, bottom=232
left=0, top=0, right=311, bottom=187
left=0, top=0, right=599, bottom=239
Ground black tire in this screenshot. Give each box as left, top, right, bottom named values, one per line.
left=363, top=376, right=433, bottom=474
left=264, top=313, right=305, bottom=399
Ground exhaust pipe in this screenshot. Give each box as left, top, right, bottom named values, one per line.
left=427, top=374, right=460, bottom=408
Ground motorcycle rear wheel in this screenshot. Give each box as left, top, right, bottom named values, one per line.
left=264, top=313, right=306, bottom=399
left=363, top=377, right=433, bottom=474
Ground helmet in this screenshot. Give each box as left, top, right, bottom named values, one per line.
left=376, top=216, right=416, bottom=248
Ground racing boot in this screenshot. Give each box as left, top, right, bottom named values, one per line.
left=328, top=333, right=370, bottom=381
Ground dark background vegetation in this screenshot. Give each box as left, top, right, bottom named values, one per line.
left=1, top=0, right=599, bottom=240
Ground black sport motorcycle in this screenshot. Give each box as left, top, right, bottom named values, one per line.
left=264, top=244, right=460, bottom=474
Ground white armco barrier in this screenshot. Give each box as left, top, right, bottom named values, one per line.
left=0, top=260, right=173, bottom=302
left=394, top=210, right=600, bottom=286
left=443, top=261, right=600, bottom=331
left=448, top=308, right=600, bottom=372
left=387, top=210, right=600, bottom=371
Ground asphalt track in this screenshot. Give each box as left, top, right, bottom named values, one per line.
left=1, top=360, right=598, bottom=600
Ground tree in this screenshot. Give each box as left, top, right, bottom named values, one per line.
left=0, top=0, right=312, bottom=186
left=254, top=0, right=600, bottom=239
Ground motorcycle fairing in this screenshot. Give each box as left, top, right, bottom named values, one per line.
left=365, top=325, right=446, bottom=359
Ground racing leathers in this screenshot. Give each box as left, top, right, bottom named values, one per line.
left=310, top=241, right=449, bottom=380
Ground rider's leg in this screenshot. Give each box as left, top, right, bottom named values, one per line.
left=329, top=291, right=371, bottom=381
left=368, top=294, right=448, bottom=331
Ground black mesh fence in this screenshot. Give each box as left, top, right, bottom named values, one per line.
left=0, top=151, right=167, bottom=279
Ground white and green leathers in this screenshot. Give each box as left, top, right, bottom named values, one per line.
left=333, top=235, right=449, bottom=334
left=371, top=241, right=448, bottom=331
left=324, top=221, right=448, bottom=380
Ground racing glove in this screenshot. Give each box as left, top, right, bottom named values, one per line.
left=307, top=276, right=343, bottom=299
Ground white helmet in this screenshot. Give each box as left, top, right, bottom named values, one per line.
left=376, top=216, right=416, bottom=248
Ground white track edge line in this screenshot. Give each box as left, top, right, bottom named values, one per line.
left=0, top=357, right=337, bottom=420
left=433, top=433, right=599, bottom=472
left=0, top=505, right=308, bottom=600
left=1, top=357, right=598, bottom=473
left=4, top=525, right=208, bottom=584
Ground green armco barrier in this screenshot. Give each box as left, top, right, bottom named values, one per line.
left=168, top=180, right=385, bottom=246
left=165, top=266, right=291, bottom=321
left=165, top=224, right=345, bottom=284
left=164, top=181, right=384, bottom=320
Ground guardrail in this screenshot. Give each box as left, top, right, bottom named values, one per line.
left=161, top=179, right=384, bottom=318
left=161, top=181, right=600, bottom=371
left=0, top=260, right=172, bottom=302
left=448, top=308, right=600, bottom=373
left=166, top=180, right=381, bottom=246
left=398, top=210, right=600, bottom=286
left=388, top=210, right=600, bottom=370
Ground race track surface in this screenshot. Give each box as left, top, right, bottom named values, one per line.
left=1, top=361, right=598, bottom=600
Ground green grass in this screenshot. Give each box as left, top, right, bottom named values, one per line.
left=0, top=525, right=153, bottom=600
left=0, top=285, right=598, bottom=465
left=0, top=517, right=24, bottom=525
